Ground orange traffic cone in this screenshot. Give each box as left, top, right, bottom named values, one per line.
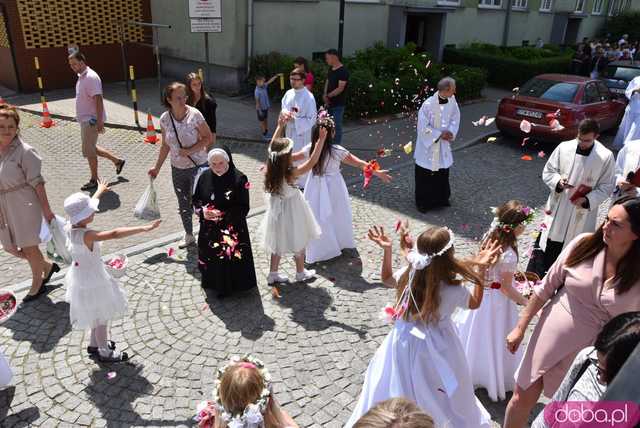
left=143, top=111, right=158, bottom=144
left=40, top=102, right=55, bottom=128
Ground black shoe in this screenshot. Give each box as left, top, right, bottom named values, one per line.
left=80, top=179, right=98, bottom=191
left=42, top=263, right=60, bottom=286
left=87, top=340, right=116, bottom=356
left=115, top=159, right=126, bottom=175
left=98, top=350, right=129, bottom=363
left=22, top=284, right=48, bottom=303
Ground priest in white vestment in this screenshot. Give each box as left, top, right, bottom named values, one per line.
left=615, top=136, right=640, bottom=198
left=536, top=119, right=615, bottom=272
left=613, top=75, right=640, bottom=149
left=414, top=77, right=460, bottom=212
left=281, top=68, right=317, bottom=188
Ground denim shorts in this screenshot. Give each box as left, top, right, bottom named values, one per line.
left=256, top=109, right=268, bottom=121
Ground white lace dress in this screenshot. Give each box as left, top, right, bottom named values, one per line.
left=346, top=267, right=491, bottom=428
left=64, top=228, right=128, bottom=329
left=260, top=181, right=321, bottom=256
left=302, top=144, right=355, bottom=263
left=456, top=247, right=524, bottom=401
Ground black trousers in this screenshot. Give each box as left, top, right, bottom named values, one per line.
left=415, top=164, right=450, bottom=212
left=527, top=234, right=564, bottom=277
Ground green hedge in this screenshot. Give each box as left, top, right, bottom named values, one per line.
left=443, top=44, right=573, bottom=89
left=249, top=42, right=487, bottom=119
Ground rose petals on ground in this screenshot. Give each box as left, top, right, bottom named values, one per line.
left=107, top=372, right=117, bottom=379
left=486, top=137, right=497, bottom=143
left=403, top=141, right=413, bottom=154
left=521, top=155, right=533, bottom=161
left=167, top=248, right=175, bottom=257
left=538, top=151, right=546, bottom=158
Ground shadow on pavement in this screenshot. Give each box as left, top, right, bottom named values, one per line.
left=204, top=287, right=275, bottom=341
left=4, top=284, right=71, bottom=354
left=0, top=404, right=40, bottom=428
left=476, top=388, right=545, bottom=426
left=141, top=246, right=200, bottom=280
left=85, top=363, right=189, bottom=427
left=274, top=281, right=367, bottom=338
left=311, top=252, right=377, bottom=294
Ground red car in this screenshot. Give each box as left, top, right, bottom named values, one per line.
left=496, top=74, right=626, bottom=142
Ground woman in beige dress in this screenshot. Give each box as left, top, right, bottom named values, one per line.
left=0, top=104, right=59, bottom=302
left=503, top=195, right=640, bottom=427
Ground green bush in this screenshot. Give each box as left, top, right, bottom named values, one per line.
left=249, top=42, right=487, bottom=119
left=443, top=45, right=572, bottom=89
left=603, top=12, right=640, bottom=43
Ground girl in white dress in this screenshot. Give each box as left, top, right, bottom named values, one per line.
left=456, top=200, right=532, bottom=402
left=302, top=112, right=391, bottom=263
left=346, top=224, right=502, bottom=428
left=260, top=115, right=326, bottom=295
left=63, top=180, right=161, bottom=362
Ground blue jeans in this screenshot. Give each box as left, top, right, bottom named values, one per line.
left=328, top=105, right=345, bottom=145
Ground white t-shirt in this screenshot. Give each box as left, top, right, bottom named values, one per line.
left=159, top=106, right=208, bottom=169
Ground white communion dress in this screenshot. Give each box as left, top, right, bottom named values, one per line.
left=456, top=247, right=524, bottom=401
left=346, top=267, right=491, bottom=428
left=64, top=228, right=128, bottom=329
left=302, top=144, right=355, bottom=263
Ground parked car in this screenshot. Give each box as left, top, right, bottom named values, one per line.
left=602, top=61, right=640, bottom=100
left=496, top=74, right=626, bottom=142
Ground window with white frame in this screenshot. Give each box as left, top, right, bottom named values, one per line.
left=512, top=0, right=527, bottom=9
left=608, top=0, right=619, bottom=15
left=575, top=0, right=585, bottom=12
left=479, top=0, right=502, bottom=8
left=592, top=0, right=604, bottom=14
left=540, top=0, right=553, bottom=11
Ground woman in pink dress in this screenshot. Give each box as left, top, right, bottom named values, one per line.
left=503, top=195, right=640, bottom=428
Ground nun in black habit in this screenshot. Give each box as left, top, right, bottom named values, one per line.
left=192, top=146, right=257, bottom=297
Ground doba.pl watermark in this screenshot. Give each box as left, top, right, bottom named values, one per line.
left=544, top=401, right=640, bottom=427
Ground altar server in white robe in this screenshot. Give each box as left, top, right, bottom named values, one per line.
left=613, top=75, right=640, bottom=149
left=537, top=119, right=615, bottom=272
left=614, top=135, right=640, bottom=198
left=414, top=77, right=460, bottom=212
left=281, top=68, right=317, bottom=188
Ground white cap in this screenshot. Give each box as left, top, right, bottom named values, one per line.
left=64, top=192, right=99, bottom=225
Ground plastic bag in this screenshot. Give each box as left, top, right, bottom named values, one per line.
left=39, top=217, right=52, bottom=243
left=48, top=215, right=72, bottom=264
left=134, top=177, right=160, bottom=220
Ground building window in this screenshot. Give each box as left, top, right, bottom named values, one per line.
left=539, top=0, right=553, bottom=11
left=608, top=0, right=620, bottom=15
left=592, top=0, right=604, bottom=14
left=437, top=0, right=461, bottom=5
left=575, top=0, right=585, bottom=12
left=479, top=0, right=502, bottom=8
left=512, top=0, right=527, bottom=9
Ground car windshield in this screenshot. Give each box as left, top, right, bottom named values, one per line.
left=606, top=66, right=640, bottom=82
left=519, top=79, right=579, bottom=102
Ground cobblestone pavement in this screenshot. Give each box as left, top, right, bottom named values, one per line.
left=2, top=123, right=619, bottom=427
left=0, top=108, right=491, bottom=290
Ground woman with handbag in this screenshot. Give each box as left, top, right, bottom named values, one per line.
left=0, top=104, right=59, bottom=302
left=148, top=82, right=213, bottom=248
left=504, top=196, right=640, bottom=428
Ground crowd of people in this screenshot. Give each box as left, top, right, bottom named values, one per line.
left=571, top=35, right=640, bottom=78
left=0, top=44, right=640, bottom=428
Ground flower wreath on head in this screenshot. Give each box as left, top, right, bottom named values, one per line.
left=488, top=206, right=535, bottom=234
left=195, top=354, right=272, bottom=428
left=316, top=108, right=335, bottom=130
left=381, top=227, right=455, bottom=323
left=267, top=138, right=293, bottom=163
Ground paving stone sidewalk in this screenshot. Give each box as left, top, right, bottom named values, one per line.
left=1, top=136, right=574, bottom=427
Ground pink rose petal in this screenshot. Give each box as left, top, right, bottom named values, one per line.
left=520, top=119, right=532, bottom=134
left=538, top=151, right=546, bottom=158
left=107, top=372, right=117, bottom=379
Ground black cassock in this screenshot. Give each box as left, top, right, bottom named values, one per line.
left=192, top=148, right=257, bottom=297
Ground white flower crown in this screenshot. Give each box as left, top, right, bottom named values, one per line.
left=267, top=138, right=293, bottom=163
left=212, top=355, right=272, bottom=428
